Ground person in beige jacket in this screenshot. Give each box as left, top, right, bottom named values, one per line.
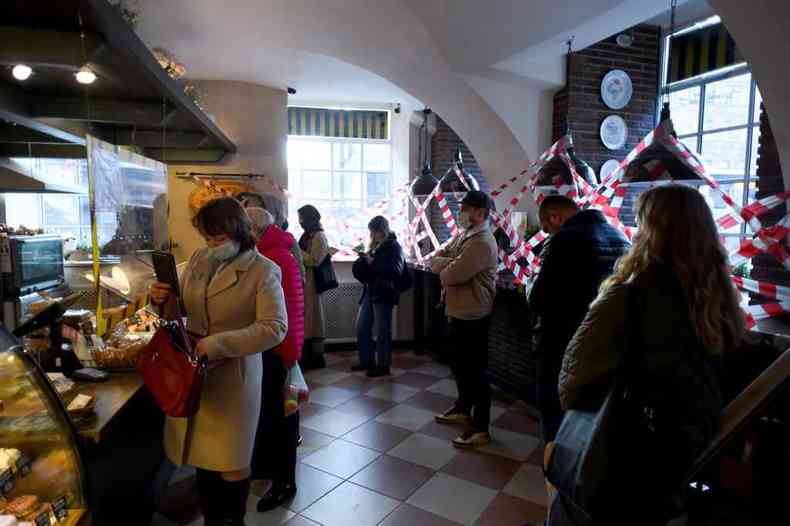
left=297, top=204, right=330, bottom=369
left=430, top=190, right=498, bottom=449
left=150, top=197, right=287, bottom=526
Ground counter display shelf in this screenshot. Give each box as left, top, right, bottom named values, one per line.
left=0, top=328, right=89, bottom=525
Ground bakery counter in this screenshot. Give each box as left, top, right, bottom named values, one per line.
left=72, top=373, right=145, bottom=444
left=72, top=373, right=166, bottom=526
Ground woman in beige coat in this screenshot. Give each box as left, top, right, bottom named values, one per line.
left=297, top=204, right=329, bottom=368
left=150, top=197, right=287, bottom=526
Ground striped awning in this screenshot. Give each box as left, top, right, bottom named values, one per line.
left=669, top=22, right=744, bottom=84
left=288, top=107, right=389, bottom=140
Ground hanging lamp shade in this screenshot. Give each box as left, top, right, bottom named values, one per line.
left=622, top=119, right=699, bottom=182
left=410, top=161, right=439, bottom=196
left=566, top=146, right=597, bottom=185
left=439, top=148, right=480, bottom=193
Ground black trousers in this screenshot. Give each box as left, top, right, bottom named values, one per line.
left=536, top=352, right=565, bottom=443
left=448, top=316, right=492, bottom=432
left=251, top=351, right=299, bottom=487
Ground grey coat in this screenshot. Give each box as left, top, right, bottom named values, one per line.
left=164, top=248, right=288, bottom=472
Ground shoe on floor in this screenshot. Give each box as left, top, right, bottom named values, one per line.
left=366, top=366, right=391, bottom=378
left=250, top=479, right=273, bottom=497
left=435, top=407, right=472, bottom=426
left=453, top=430, right=492, bottom=449
left=257, top=483, right=297, bottom=512
left=351, top=363, right=370, bottom=372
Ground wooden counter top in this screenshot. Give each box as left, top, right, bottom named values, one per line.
left=72, top=373, right=144, bottom=444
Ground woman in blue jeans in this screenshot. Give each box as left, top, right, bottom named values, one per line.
left=351, top=216, right=406, bottom=377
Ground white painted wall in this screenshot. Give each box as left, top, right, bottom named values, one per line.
left=167, top=80, right=288, bottom=261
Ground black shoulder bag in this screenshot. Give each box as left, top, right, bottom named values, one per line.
left=546, top=284, right=655, bottom=524
left=314, top=253, right=339, bottom=294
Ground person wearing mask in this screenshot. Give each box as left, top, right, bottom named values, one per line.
left=431, top=190, right=498, bottom=448
left=246, top=208, right=305, bottom=511
left=149, top=197, right=288, bottom=526
left=351, top=216, right=406, bottom=378
left=527, top=195, right=630, bottom=444
left=239, top=192, right=305, bottom=283
left=552, top=185, right=745, bottom=524
left=298, top=204, right=330, bottom=369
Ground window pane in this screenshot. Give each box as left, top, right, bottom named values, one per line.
left=754, top=85, right=763, bottom=121
left=698, top=182, right=746, bottom=234
left=43, top=195, right=80, bottom=226
left=750, top=125, right=761, bottom=176
left=678, top=135, right=698, bottom=154
left=333, top=172, right=362, bottom=200
left=302, top=170, right=332, bottom=198
left=366, top=172, right=389, bottom=207
left=300, top=142, right=331, bottom=169
left=287, top=140, right=303, bottom=172
left=720, top=235, right=743, bottom=261
left=4, top=194, right=41, bottom=229
left=703, top=74, right=752, bottom=131
left=669, top=86, right=701, bottom=135
left=364, top=144, right=391, bottom=171
left=700, top=128, right=748, bottom=177
left=333, top=143, right=361, bottom=171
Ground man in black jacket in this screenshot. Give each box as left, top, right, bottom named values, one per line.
left=527, top=196, right=630, bottom=443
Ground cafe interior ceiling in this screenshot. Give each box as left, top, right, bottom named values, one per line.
left=0, top=0, right=236, bottom=163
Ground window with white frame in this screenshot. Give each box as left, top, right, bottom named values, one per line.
left=3, top=158, right=92, bottom=245
left=287, top=120, right=403, bottom=251
left=661, top=18, right=761, bottom=264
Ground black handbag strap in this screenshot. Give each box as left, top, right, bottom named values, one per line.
left=612, top=283, right=646, bottom=393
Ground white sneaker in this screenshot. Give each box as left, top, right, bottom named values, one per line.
left=452, top=430, right=492, bottom=449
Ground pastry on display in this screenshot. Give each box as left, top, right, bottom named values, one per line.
left=3, top=496, right=38, bottom=520
left=0, top=449, right=21, bottom=473
left=66, top=395, right=95, bottom=418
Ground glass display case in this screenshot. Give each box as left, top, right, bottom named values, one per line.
left=0, top=327, right=88, bottom=525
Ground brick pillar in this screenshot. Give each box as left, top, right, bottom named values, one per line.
left=751, top=104, right=790, bottom=286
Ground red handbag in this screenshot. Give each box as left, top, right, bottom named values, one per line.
left=137, top=303, right=206, bottom=418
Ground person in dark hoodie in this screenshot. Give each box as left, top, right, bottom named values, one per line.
left=351, top=216, right=406, bottom=377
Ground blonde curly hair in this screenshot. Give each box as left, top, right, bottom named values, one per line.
left=601, top=184, right=745, bottom=354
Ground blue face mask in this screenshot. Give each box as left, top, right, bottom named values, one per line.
left=208, top=241, right=239, bottom=262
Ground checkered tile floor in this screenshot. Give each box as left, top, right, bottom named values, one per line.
left=153, top=350, right=548, bottom=526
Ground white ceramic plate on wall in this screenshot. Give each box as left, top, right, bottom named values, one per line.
left=600, top=115, right=628, bottom=150
left=601, top=69, right=633, bottom=110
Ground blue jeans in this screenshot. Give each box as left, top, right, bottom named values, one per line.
left=356, top=294, right=394, bottom=369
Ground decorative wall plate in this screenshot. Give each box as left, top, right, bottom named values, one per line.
left=601, top=69, right=633, bottom=110
left=600, top=115, right=628, bottom=150
left=600, top=159, right=621, bottom=182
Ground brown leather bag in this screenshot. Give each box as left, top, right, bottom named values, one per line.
left=137, top=301, right=206, bottom=418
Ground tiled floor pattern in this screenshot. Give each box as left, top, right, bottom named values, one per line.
left=153, top=350, right=548, bottom=526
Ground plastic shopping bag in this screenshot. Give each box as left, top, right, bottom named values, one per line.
left=283, top=362, right=309, bottom=416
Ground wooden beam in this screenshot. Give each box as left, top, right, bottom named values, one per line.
left=0, top=122, right=70, bottom=144
left=0, top=143, right=86, bottom=158
left=0, top=26, right=104, bottom=69
left=0, top=83, right=86, bottom=146
left=28, top=96, right=172, bottom=126
left=142, top=148, right=228, bottom=164
left=113, top=129, right=213, bottom=149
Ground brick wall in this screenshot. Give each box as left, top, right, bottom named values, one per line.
left=751, top=104, right=790, bottom=287
left=429, top=115, right=490, bottom=243
left=553, top=25, right=661, bottom=175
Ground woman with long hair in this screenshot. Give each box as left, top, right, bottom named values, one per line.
left=298, top=204, right=330, bottom=369
left=351, top=216, right=406, bottom=377
left=150, top=197, right=288, bottom=525
left=552, top=184, right=745, bottom=524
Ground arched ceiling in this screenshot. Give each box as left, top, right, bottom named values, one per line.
left=134, top=0, right=705, bottom=194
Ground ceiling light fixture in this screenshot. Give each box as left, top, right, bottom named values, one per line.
left=12, top=64, right=33, bottom=81
left=75, top=65, right=96, bottom=85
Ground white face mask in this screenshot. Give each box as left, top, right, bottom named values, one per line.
left=208, top=240, right=239, bottom=262
left=458, top=211, right=473, bottom=229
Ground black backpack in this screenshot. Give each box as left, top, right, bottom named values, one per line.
left=394, top=259, right=413, bottom=293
